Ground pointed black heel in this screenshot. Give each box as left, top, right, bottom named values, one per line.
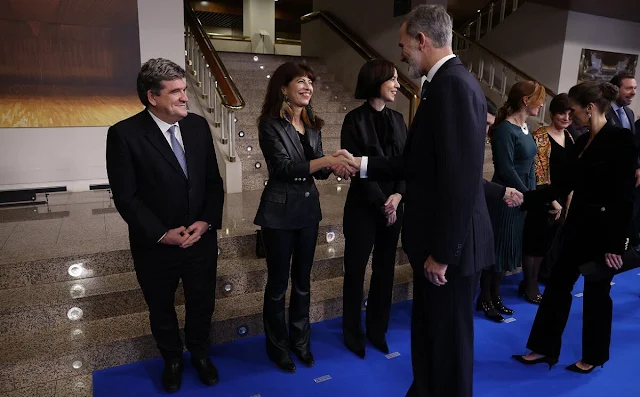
left=565, top=362, right=603, bottom=374
left=512, top=354, right=559, bottom=370
left=518, top=281, right=542, bottom=304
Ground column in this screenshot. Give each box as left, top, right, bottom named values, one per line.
left=243, top=0, right=275, bottom=54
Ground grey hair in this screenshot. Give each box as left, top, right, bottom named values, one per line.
left=404, top=4, right=452, bottom=49
left=136, top=58, right=186, bottom=107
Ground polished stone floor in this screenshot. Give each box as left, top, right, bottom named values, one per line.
left=0, top=184, right=350, bottom=265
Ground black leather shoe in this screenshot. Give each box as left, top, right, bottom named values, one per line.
left=476, top=299, right=504, bottom=323
left=162, top=359, right=183, bottom=393
left=191, top=357, right=218, bottom=386
left=272, top=355, right=296, bottom=373
left=367, top=334, right=390, bottom=354
left=518, top=281, right=542, bottom=304
left=344, top=340, right=366, bottom=359
left=294, top=350, right=315, bottom=367
left=492, top=296, right=514, bottom=315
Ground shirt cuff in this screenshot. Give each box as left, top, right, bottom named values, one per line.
left=360, top=156, right=369, bottom=178
left=157, top=232, right=167, bottom=243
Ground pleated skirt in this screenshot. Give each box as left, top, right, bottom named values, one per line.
left=486, top=196, right=527, bottom=272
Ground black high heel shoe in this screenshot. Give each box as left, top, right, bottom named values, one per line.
left=518, top=281, right=542, bottom=304
left=492, top=296, right=514, bottom=315
left=512, top=354, right=558, bottom=370
left=476, top=299, right=504, bottom=323
left=565, top=362, right=602, bottom=374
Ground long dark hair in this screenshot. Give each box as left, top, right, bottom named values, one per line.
left=488, top=80, right=545, bottom=139
left=258, top=62, right=324, bottom=130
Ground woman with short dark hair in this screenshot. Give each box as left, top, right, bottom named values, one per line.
left=254, top=62, right=356, bottom=373
left=340, top=59, right=407, bottom=358
left=513, top=82, right=636, bottom=373
left=521, top=93, right=576, bottom=300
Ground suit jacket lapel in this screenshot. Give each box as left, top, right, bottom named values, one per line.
left=609, top=108, right=622, bottom=126
left=142, top=112, right=187, bottom=179
left=279, top=119, right=305, bottom=160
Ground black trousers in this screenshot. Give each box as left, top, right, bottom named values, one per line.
left=628, top=185, right=640, bottom=246
left=342, top=204, right=402, bottom=348
left=406, top=259, right=477, bottom=397
left=135, top=250, right=218, bottom=361
left=526, top=244, right=614, bottom=365
left=261, top=225, right=319, bottom=361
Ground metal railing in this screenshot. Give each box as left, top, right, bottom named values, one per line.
left=183, top=0, right=245, bottom=162
left=301, top=11, right=419, bottom=125
left=452, top=31, right=555, bottom=125
left=460, top=0, right=525, bottom=41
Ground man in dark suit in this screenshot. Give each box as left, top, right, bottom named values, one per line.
left=608, top=73, right=639, bottom=246
left=106, top=58, right=224, bottom=392
left=339, top=5, right=491, bottom=396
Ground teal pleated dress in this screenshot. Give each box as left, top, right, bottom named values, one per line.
left=487, top=121, right=537, bottom=272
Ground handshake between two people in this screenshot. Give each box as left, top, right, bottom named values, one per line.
left=325, top=149, right=360, bottom=180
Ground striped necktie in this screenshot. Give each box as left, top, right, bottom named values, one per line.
left=168, top=125, right=188, bottom=177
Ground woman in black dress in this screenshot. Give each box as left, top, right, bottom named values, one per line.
left=513, top=82, right=636, bottom=373
left=521, top=94, right=576, bottom=303
left=340, top=59, right=407, bottom=358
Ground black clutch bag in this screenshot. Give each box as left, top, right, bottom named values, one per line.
left=578, top=247, right=640, bottom=281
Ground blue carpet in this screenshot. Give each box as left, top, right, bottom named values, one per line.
left=94, top=270, right=640, bottom=396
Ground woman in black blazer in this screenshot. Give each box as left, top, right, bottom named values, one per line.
left=513, top=82, right=636, bottom=373
left=340, top=59, right=407, bottom=358
left=254, top=62, right=356, bottom=373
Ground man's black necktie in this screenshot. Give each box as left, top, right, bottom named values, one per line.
left=420, top=79, right=430, bottom=100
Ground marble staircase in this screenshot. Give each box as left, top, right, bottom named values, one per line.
left=0, top=185, right=412, bottom=396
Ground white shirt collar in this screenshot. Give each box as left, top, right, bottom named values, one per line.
left=148, top=109, right=178, bottom=133
left=611, top=102, right=623, bottom=112
left=426, top=54, right=457, bottom=82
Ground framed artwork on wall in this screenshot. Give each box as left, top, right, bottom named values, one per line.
left=0, top=0, right=142, bottom=127
left=577, top=48, right=638, bottom=84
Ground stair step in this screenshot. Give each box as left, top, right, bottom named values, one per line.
left=235, top=123, right=343, bottom=141
left=242, top=170, right=350, bottom=191
left=0, top=265, right=413, bottom=393
left=237, top=136, right=342, bottom=158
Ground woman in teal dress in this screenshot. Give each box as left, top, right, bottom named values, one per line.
left=477, top=81, right=546, bottom=322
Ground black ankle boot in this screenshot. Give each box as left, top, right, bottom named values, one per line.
left=492, top=296, right=514, bottom=315
left=476, top=299, right=504, bottom=323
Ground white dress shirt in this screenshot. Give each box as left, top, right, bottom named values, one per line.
left=360, top=54, right=457, bottom=178
left=148, top=110, right=184, bottom=151
left=611, top=102, right=632, bottom=130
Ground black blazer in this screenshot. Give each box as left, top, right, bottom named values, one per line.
left=341, top=103, right=407, bottom=210
left=106, top=111, right=224, bottom=263
left=254, top=118, right=331, bottom=229
left=565, top=122, right=635, bottom=256
left=367, top=58, right=494, bottom=276
left=529, top=122, right=636, bottom=256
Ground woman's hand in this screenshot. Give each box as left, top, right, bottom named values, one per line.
left=384, top=193, right=402, bottom=215
left=386, top=210, right=397, bottom=226
left=604, top=253, right=623, bottom=270
left=549, top=200, right=563, bottom=221
left=327, top=155, right=357, bottom=179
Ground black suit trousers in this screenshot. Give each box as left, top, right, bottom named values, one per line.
left=526, top=246, right=614, bottom=365
left=134, top=249, right=218, bottom=361
left=261, top=225, right=319, bottom=360
left=406, top=258, right=476, bottom=397
left=342, top=203, right=403, bottom=347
